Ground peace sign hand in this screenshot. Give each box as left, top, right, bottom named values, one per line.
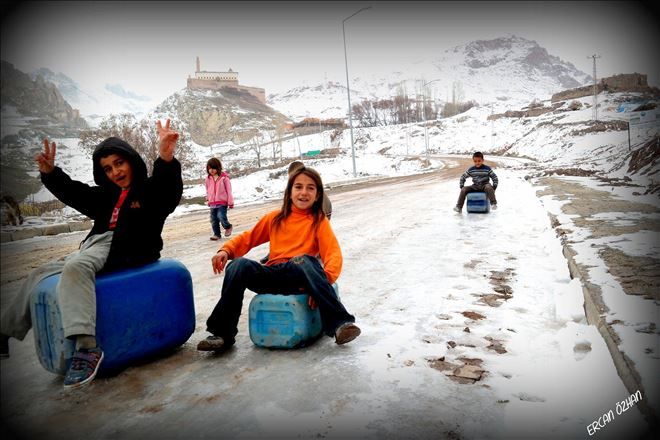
left=35, top=139, right=56, bottom=174
left=156, top=118, right=179, bottom=162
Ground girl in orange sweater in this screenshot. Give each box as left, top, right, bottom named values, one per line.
left=197, top=166, right=360, bottom=351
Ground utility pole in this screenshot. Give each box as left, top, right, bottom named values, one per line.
left=588, top=54, right=601, bottom=121
left=343, top=6, right=372, bottom=177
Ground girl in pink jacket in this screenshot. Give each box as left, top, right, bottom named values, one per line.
left=205, top=158, right=234, bottom=240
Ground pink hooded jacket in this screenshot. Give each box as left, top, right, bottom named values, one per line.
left=205, top=172, right=234, bottom=207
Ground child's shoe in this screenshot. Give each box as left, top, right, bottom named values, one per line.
left=453, top=206, right=461, bottom=213
left=210, top=235, right=220, bottom=241
left=197, top=335, right=227, bottom=352
left=63, top=347, right=104, bottom=389
left=335, top=322, right=361, bottom=345
left=224, top=226, right=233, bottom=237
left=491, top=203, right=498, bottom=210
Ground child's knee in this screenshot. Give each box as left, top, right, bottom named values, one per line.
left=61, top=259, right=96, bottom=277
left=225, top=257, right=257, bottom=276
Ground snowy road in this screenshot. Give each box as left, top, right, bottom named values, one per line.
left=0, top=157, right=648, bottom=439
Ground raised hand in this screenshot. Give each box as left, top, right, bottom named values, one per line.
left=156, top=118, right=179, bottom=162
left=35, top=139, right=56, bottom=174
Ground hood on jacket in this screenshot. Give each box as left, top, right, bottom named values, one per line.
left=92, top=137, right=148, bottom=189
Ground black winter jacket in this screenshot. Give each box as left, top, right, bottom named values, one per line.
left=40, top=137, right=183, bottom=272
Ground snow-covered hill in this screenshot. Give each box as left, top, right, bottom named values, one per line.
left=267, top=81, right=374, bottom=121
left=269, top=35, right=592, bottom=121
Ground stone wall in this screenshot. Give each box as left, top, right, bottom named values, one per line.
left=551, top=73, right=651, bottom=102
left=602, top=73, right=648, bottom=91
left=1, top=219, right=92, bottom=243
left=186, top=78, right=266, bottom=104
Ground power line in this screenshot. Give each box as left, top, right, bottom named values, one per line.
left=587, top=54, right=601, bottom=121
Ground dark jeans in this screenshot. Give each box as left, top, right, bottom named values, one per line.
left=206, top=255, right=355, bottom=345
left=210, top=205, right=232, bottom=237
left=456, top=184, right=497, bottom=208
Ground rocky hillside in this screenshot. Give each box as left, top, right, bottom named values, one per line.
left=459, top=35, right=588, bottom=89
left=1, top=61, right=89, bottom=201
left=1, top=60, right=87, bottom=130
left=153, top=87, right=290, bottom=146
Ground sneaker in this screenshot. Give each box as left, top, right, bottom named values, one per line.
left=63, top=347, right=104, bottom=389
left=453, top=206, right=461, bottom=213
left=335, top=323, right=361, bottom=345
left=491, top=203, right=498, bottom=210
left=0, top=334, right=9, bottom=358
left=210, top=235, right=220, bottom=241
left=197, top=335, right=226, bottom=352
left=224, top=226, right=233, bottom=237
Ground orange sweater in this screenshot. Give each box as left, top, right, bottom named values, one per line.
left=220, top=206, right=342, bottom=283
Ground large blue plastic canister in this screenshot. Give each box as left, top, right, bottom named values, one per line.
left=466, top=192, right=490, bottom=213
left=248, top=284, right=339, bottom=349
left=30, top=259, right=195, bottom=375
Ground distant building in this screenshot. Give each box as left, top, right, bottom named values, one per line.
left=186, top=57, right=265, bottom=104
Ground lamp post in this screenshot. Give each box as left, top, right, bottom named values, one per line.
left=343, top=6, right=372, bottom=177
left=421, top=79, right=441, bottom=160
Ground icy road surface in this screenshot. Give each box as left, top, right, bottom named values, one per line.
left=1, top=157, right=646, bottom=439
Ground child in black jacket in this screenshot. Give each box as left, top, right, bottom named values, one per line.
left=0, top=119, right=182, bottom=389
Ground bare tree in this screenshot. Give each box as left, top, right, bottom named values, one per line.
left=275, top=122, right=286, bottom=160
left=452, top=80, right=464, bottom=105
left=265, top=130, right=280, bottom=164
left=248, top=133, right=264, bottom=168
left=78, top=113, right=196, bottom=175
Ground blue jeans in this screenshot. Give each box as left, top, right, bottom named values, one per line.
left=209, top=205, right=232, bottom=237
left=456, top=184, right=496, bottom=208
left=206, top=255, right=355, bottom=346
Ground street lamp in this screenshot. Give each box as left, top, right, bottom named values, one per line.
left=343, top=6, right=372, bottom=178
left=421, top=79, right=441, bottom=160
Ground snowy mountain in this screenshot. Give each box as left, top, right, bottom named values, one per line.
left=31, top=68, right=158, bottom=124
left=269, top=35, right=592, bottom=120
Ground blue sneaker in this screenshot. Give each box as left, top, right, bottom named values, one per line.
left=63, top=347, right=104, bottom=389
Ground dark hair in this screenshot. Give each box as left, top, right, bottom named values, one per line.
left=288, top=161, right=304, bottom=174
left=97, top=149, right=128, bottom=161
left=207, top=157, right=222, bottom=176
left=473, top=152, right=484, bottom=159
left=92, top=137, right=147, bottom=188
left=273, top=166, right=325, bottom=230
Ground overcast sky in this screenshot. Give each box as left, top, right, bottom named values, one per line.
left=2, top=1, right=658, bottom=102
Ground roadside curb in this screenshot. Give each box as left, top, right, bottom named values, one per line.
left=561, top=240, right=658, bottom=429
left=0, top=220, right=92, bottom=243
